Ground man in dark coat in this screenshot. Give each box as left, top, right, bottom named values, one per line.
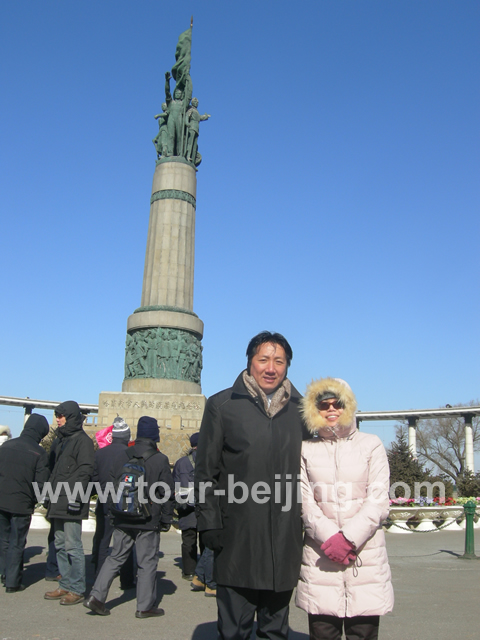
left=91, top=416, right=135, bottom=588
left=84, top=416, right=175, bottom=619
left=172, top=432, right=201, bottom=580
left=44, top=401, right=94, bottom=605
left=0, top=414, right=50, bottom=592
left=194, top=331, right=307, bottom=640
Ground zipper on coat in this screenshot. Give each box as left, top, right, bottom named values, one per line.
left=332, top=436, right=349, bottom=617
left=268, top=415, right=277, bottom=590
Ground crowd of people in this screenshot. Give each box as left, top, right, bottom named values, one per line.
left=0, top=330, right=393, bottom=639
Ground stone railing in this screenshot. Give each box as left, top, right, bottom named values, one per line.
left=386, top=505, right=480, bottom=534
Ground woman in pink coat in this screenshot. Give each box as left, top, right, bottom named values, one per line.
left=296, top=378, right=393, bottom=640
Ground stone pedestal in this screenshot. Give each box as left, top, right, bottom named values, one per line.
left=97, top=391, right=205, bottom=461
left=97, top=159, right=206, bottom=462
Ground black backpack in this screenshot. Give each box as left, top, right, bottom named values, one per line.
left=110, top=448, right=158, bottom=521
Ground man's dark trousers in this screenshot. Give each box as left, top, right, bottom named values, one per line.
left=217, top=585, right=292, bottom=640
left=0, top=510, right=31, bottom=588
left=181, top=527, right=203, bottom=576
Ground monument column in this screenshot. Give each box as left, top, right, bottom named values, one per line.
left=122, top=159, right=203, bottom=396
left=97, top=22, right=210, bottom=461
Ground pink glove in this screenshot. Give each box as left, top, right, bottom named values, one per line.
left=321, top=532, right=355, bottom=565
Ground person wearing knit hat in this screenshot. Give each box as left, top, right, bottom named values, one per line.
left=112, top=417, right=131, bottom=443
left=90, top=416, right=134, bottom=589
left=189, top=432, right=199, bottom=448
left=85, top=415, right=174, bottom=619
left=135, top=416, right=159, bottom=442
left=296, top=378, right=393, bottom=640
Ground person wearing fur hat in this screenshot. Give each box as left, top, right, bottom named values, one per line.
left=296, top=378, right=394, bottom=640
left=84, top=416, right=174, bottom=619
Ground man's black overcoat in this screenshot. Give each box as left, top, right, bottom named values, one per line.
left=195, top=372, right=306, bottom=592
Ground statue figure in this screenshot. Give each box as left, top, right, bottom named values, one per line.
left=185, top=339, right=197, bottom=380
left=156, top=328, right=168, bottom=377
left=192, top=342, right=203, bottom=383
left=185, top=97, right=210, bottom=165
left=177, top=335, right=190, bottom=380
left=145, top=329, right=158, bottom=377
left=153, top=103, right=169, bottom=158
left=132, top=332, right=148, bottom=377
left=167, top=330, right=181, bottom=378
left=125, top=334, right=135, bottom=378
left=165, top=71, right=190, bottom=156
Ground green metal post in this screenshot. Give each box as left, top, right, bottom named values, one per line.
left=458, top=501, right=480, bottom=560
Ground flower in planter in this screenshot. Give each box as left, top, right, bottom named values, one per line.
left=413, top=497, right=436, bottom=507
left=433, top=496, right=457, bottom=505
left=455, top=496, right=480, bottom=505
left=389, top=498, right=414, bottom=506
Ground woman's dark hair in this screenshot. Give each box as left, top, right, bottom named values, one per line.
left=246, top=331, right=293, bottom=374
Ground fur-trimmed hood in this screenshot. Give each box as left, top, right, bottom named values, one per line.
left=300, top=377, right=357, bottom=436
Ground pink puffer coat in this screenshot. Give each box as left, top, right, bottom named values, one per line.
left=295, top=378, right=394, bottom=618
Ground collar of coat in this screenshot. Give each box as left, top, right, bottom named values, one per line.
left=231, top=370, right=301, bottom=417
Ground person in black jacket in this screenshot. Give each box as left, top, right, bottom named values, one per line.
left=44, top=401, right=94, bottom=606
left=91, top=416, right=135, bottom=588
left=194, top=331, right=308, bottom=640
left=0, top=414, right=50, bottom=592
left=172, top=432, right=201, bottom=580
left=84, top=416, right=174, bottom=619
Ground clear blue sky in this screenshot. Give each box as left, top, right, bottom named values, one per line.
left=1, top=1, right=479, bottom=447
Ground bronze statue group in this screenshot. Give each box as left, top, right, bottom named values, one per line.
left=153, top=71, right=210, bottom=167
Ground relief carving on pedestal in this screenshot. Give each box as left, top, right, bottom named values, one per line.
left=124, top=327, right=202, bottom=384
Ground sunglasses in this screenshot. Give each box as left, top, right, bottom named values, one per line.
left=317, top=399, right=343, bottom=411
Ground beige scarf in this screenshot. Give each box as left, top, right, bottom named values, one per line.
left=242, top=370, right=291, bottom=418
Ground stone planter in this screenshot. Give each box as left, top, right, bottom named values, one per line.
left=439, top=507, right=465, bottom=531
left=386, top=505, right=479, bottom=533
left=411, top=508, right=442, bottom=532
left=386, top=509, right=414, bottom=534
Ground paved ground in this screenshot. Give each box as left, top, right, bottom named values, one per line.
left=1, top=528, right=479, bottom=640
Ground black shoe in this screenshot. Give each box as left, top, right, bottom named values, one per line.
left=6, top=585, right=26, bottom=593
left=83, top=595, right=110, bottom=616
left=182, top=573, right=194, bottom=581
left=135, top=607, right=165, bottom=619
